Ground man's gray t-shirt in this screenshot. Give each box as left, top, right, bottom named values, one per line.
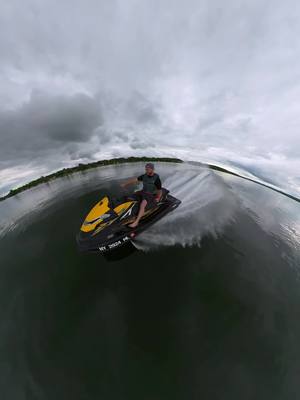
left=137, top=173, right=162, bottom=194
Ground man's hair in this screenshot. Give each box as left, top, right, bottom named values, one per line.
left=145, top=162, right=154, bottom=169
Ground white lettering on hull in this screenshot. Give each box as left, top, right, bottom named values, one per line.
left=98, top=236, right=130, bottom=252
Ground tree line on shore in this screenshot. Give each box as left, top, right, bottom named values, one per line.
left=0, top=156, right=183, bottom=201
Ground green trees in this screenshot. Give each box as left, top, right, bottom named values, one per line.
left=0, top=157, right=183, bottom=201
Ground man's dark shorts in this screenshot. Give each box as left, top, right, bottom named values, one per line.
left=132, top=190, right=156, bottom=208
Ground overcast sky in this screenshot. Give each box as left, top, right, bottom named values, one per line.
left=1, top=0, right=300, bottom=196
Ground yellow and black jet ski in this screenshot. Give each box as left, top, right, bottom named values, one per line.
left=76, top=188, right=181, bottom=254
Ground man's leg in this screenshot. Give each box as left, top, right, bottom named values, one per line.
left=128, top=199, right=147, bottom=228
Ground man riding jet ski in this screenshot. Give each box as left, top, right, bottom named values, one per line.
left=76, top=163, right=181, bottom=254
left=121, top=162, right=162, bottom=228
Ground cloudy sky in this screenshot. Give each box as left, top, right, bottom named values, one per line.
left=1, top=0, right=300, bottom=196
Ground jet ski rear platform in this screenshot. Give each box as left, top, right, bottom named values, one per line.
left=76, top=188, right=181, bottom=255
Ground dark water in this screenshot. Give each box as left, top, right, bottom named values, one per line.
left=0, top=162, right=299, bottom=400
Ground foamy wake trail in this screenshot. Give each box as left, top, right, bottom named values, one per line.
left=133, top=166, right=238, bottom=251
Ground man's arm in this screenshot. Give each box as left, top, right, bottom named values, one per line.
left=120, top=177, right=139, bottom=188
left=154, top=176, right=162, bottom=201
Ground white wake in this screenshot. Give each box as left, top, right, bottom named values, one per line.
left=133, top=165, right=238, bottom=251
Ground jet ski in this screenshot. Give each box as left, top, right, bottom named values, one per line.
left=76, top=188, right=181, bottom=254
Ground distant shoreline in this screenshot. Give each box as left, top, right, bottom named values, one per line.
left=0, top=157, right=183, bottom=202
left=1, top=156, right=299, bottom=203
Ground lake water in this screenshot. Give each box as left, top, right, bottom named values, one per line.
left=0, top=162, right=299, bottom=400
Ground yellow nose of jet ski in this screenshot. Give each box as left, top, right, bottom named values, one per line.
left=80, top=196, right=111, bottom=233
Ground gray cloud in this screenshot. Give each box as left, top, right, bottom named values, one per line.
left=0, top=91, right=102, bottom=163
left=130, top=139, right=156, bottom=150
left=27, top=91, right=101, bottom=142
left=124, top=92, right=161, bottom=125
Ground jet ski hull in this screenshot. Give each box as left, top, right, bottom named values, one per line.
left=76, top=190, right=181, bottom=254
